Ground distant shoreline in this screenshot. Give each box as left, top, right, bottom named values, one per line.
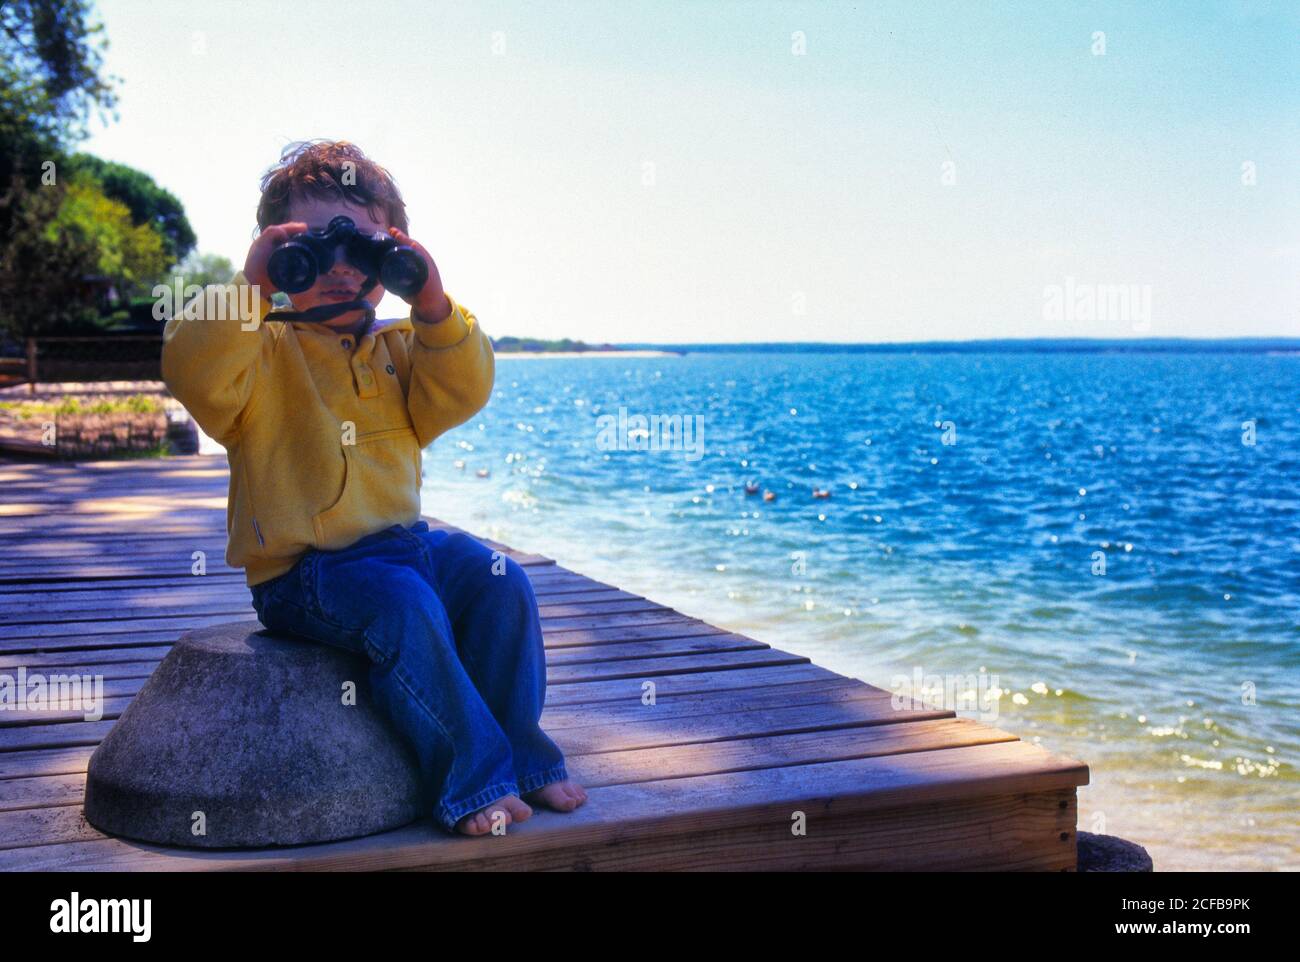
left=495, top=350, right=682, bottom=359
left=610, top=337, right=1300, bottom=356
left=490, top=338, right=1300, bottom=357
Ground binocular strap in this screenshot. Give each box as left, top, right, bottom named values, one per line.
left=268, top=277, right=380, bottom=335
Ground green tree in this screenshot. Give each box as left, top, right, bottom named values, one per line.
left=53, top=172, right=169, bottom=293
left=0, top=176, right=100, bottom=339
left=0, top=0, right=120, bottom=340
left=0, top=0, right=117, bottom=133
left=0, top=3, right=200, bottom=342
left=0, top=0, right=118, bottom=229
left=173, top=251, right=235, bottom=290
left=0, top=173, right=170, bottom=340
left=66, top=153, right=196, bottom=263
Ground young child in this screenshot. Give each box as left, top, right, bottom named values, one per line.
left=160, top=140, right=586, bottom=836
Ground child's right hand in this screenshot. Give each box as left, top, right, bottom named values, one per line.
left=243, top=222, right=308, bottom=294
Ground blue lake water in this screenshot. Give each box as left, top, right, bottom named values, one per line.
left=419, top=351, right=1300, bottom=871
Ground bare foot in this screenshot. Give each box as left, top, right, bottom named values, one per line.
left=455, top=794, right=532, bottom=836
left=525, top=779, right=588, bottom=813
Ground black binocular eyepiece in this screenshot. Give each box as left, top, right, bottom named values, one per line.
left=266, top=215, right=428, bottom=299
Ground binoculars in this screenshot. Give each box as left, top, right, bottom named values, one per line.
left=266, top=215, right=428, bottom=298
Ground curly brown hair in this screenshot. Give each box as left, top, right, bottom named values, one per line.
left=255, top=140, right=409, bottom=235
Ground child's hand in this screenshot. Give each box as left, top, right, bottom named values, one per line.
left=387, top=227, right=452, bottom=323
left=243, top=222, right=308, bottom=295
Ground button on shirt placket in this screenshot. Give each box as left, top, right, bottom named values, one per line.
left=342, top=334, right=380, bottom=398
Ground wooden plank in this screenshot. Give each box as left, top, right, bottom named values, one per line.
left=0, top=614, right=730, bottom=656
left=0, top=561, right=581, bottom=587
left=0, top=670, right=873, bottom=780
left=0, top=605, right=694, bottom=641
left=0, top=564, right=245, bottom=582
left=0, top=574, right=246, bottom=594
left=0, top=665, right=848, bottom=752
left=0, top=681, right=909, bottom=785
left=0, top=592, right=658, bottom=624
left=0, top=516, right=546, bottom=560
left=397, top=790, right=1079, bottom=872
left=0, top=648, right=813, bottom=725
left=0, top=742, right=1086, bottom=870
left=0, top=715, right=1003, bottom=813
left=9, top=584, right=650, bottom=612
left=0, top=549, right=556, bottom=575
left=0, top=744, right=98, bottom=780
left=0, top=681, right=907, bottom=779
left=0, top=720, right=117, bottom=753
left=536, top=688, right=936, bottom=751
left=0, top=718, right=1020, bottom=843
left=0, top=528, right=552, bottom=559
left=0, top=565, right=601, bottom=595
left=0, top=645, right=174, bottom=670
left=540, top=676, right=882, bottom=728
left=0, top=644, right=811, bottom=725
left=2, top=631, right=769, bottom=678
left=0, top=614, right=265, bottom=641
left=0, top=628, right=195, bottom=655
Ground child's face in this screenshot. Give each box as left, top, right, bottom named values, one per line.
left=283, top=194, right=389, bottom=331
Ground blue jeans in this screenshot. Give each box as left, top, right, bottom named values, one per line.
left=249, top=519, right=568, bottom=833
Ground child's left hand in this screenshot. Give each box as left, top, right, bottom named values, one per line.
left=387, top=227, right=452, bottom=323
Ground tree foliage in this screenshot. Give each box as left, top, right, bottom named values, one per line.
left=0, top=2, right=200, bottom=342
left=0, top=0, right=118, bottom=210
left=66, top=153, right=196, bottom=264
left=53, top=173, right=170, bottom=289
left=173, top=251, right=235, bottom=290
left=0, top=175, right=100, bottom=338
left=0, top=0, right=117, bottom=143
left=0, top=171, right=173, bottom=340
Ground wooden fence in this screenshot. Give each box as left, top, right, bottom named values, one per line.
left=2, top=336, right=163, bottom=391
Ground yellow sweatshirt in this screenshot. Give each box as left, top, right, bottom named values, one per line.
left=160, top=271, right=495, bottom=586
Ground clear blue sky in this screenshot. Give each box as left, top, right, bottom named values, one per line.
left=83, top=0, right=1298, bottom=343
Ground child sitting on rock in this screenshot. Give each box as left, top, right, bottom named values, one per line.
left=161, top=140, right=586, bottom=836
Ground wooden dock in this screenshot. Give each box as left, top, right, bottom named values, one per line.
left=0, top=455, right=1088, bottom=870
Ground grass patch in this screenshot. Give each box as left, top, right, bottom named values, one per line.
left=112, top=440, right=173, bottom=460
left=0, top=393, right=164, bottom=419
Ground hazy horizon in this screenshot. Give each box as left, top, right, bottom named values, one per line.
left=519, top=334, right=1300, bottom=346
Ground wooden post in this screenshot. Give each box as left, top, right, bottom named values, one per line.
left=25, top=337, right=37, bottom=394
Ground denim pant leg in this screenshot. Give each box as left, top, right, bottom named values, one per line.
left=250, top=526, right=522, bottom=833
left=406, top=521, right=569, bottom=795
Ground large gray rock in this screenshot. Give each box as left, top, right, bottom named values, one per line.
left=1077, top=831, right=1154, bottom=872
left=84, top=621, right=426, bottom=849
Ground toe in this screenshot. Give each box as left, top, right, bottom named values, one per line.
left=563, top=782, right=587, bottom=807
left=507, top=797, right=533, bottom=822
